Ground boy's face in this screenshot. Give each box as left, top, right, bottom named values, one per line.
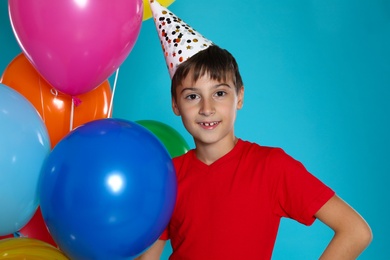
left=172, top=72, right=244, bottom=148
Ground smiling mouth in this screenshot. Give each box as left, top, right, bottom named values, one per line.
left=199, top=121, right=220, bottom=127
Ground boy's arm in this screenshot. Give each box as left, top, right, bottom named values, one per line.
left=135, top=239, right=166, bottom=260
left=315, top=194, right=373, bottom=259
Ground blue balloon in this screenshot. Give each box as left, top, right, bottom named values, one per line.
left=0, top=84, right=50, bottom=236
left=39, top=118, right=177, bottom=260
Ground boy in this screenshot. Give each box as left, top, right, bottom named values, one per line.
left=139, top=1, right=372, bottom=259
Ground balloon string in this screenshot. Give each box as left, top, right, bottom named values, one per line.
left=70, top=98, right=75, bottom=131
left=38, top=77, right=46, bottom=122
left=69, top=97, right=81, bottom=131
left=108, top=67, right=120, bottom=118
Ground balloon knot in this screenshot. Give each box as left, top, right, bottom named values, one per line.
left=50, top=88, right=59, bottom=96
left=72, top=96, right=82, bottom=107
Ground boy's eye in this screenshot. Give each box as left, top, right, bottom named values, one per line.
left=215, top=91, right=226, bottom=97
left=185, top=94, right=198, bottom=100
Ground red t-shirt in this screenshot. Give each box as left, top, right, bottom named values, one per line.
left=161, top=139, right=334, bottom=259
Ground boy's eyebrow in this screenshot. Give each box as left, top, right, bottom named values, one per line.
left=180, top=87, right=198, bottom=94
left=214, top=83, right=232, bottom=88
left=215, top=83, right=232, bottom=88
left=180, top=83, right=232, bottom=94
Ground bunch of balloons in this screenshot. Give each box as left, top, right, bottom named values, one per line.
left=1, top=53, right=112, bottom=147
left=0, top=0, right=188, bottom=258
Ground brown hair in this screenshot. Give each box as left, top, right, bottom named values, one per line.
left=171, top=45, right=244, bottom=100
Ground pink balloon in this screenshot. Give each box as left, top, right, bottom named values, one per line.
left=9, top=0, right=143, bottom=96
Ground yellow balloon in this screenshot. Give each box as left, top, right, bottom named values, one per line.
left=143, top=0, right=175, bottom=21
left=0, top=238, right=69, bottom=259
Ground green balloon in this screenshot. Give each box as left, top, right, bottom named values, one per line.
left=136, top=120, right=190, bottom=158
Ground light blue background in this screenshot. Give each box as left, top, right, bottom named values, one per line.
left=1, top=0, right=389, bottom=259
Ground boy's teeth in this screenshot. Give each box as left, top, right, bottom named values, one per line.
left=202, top=122, right=217, bottom=126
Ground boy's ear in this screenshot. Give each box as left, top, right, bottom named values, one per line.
left=172, top=98, right=181, bottom=116
left=237, top=86, right=244, bottom=110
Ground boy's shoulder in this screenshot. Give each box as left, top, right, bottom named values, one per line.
left=238, top=139, right=300, bottom=170
left=239, top=139, right=284, bottom=155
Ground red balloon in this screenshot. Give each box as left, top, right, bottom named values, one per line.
left=1, top=53, right=112, bottom=147
left=18, top=207, right=56, bottom=247
left=0, top=234, right=14, bottom=240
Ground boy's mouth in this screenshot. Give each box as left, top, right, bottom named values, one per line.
left=199, top=121, right=220, bottom=127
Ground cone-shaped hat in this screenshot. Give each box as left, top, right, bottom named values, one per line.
left=149, top=0, right=213, bottom=78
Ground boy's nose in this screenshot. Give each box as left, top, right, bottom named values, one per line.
left=199, top=99, right=215, bottom=116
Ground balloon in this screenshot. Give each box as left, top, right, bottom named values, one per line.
left=40, top=119, right=177, bottom=259
left=18, top=207, right=56, bottom=247
left=8, top=0, right=143, bottom=95
left=136, top=120, right=190, bottom=158
left=0, top=84, right=50, bottom=236
left=0, top=234, right=14, bottom=240
left=1, top=53, right=112, bottom=147
left=143, top=0, right=175, bottom=21
left=0, top=237, right=68, bottom=259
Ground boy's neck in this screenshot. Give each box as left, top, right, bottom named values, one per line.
left=194, top=137, right=238, bottom=165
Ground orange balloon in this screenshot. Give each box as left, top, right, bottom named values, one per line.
left=1, top=53, right=112, bottom=147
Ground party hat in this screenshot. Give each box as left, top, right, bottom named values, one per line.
left=149, top=0, right=213, bottom=78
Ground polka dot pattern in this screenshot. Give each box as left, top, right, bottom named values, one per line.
left=150, top=0, right=213, bottom=78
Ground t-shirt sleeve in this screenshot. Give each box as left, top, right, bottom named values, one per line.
left=270, top=148, right=335, bottom=226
